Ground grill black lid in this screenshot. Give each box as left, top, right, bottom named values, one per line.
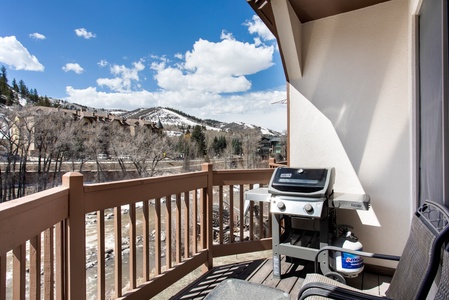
left=268, top=167, right=335, bottom=197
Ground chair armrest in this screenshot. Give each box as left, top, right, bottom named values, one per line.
left=314, top=246, right=401, bottom=273
left=298, top=282, right=391, bottom=300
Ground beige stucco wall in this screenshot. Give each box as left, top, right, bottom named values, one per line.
left=287, top=0, right=413, bottom=262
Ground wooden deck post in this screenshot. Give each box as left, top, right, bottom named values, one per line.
left=62, top=172, right=86, bottom=300
left=202, top=163, right=214, bottom=271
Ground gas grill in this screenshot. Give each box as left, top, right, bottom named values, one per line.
left=269, top=167, right=334, bottom=218
left=244, top=166, right=370, bottom=279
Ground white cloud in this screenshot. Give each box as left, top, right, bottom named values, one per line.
left=29, top=33, right=46, bottom=40
left=62, top=63, right=84, bottom=74
left=98, top=60, right=108, bottom=67
left=66, top=86, right=158, bottom=109
left=244, top=15, right=276, bottom=41
left=185, top=34, right=273, bottom=76
left=97, top=60, right=145, bottom=92
left=151, top=33, right=274, bottom=94
left=75, top=28, right=96, bottom=39
left=220, top=30, right=234, bottom=40
left=0, top=36, right=44, bottom=71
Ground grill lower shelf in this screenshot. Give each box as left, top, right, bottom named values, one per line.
left=273, top=212, right=334, bottom=278
left=285, top=229, right=321, bottom=249
left=276, top=229, right=323, bottom=262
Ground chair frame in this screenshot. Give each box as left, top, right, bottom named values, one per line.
left=298, top=200, right=449, bottom=300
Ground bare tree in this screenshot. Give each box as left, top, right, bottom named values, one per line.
left=83, top=121, right=109, bottom=182
left=33, top=111, right=66, bottom=191
left=15, top=107, right=36, bottom=197
left=108, top=122, right=131, bottom=178
left=128, top=126, right=170, bottom=177
left=65, top=120, right=88, bottom=172
left=241, top=129, right=261, bottom=169
left=50, top=113, right=78, bottom=185
left=0, top=107, right=22, bottom=201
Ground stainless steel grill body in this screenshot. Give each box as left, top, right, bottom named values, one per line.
left=269, top=167, right=335, bottom=278
left=244, top=166, right=370, bottom=279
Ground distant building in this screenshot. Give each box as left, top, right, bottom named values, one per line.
left=9, top=106, right=163, bottom=157
left=258, top=135, right=284, bottom=160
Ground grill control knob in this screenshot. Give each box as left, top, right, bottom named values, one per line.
left=304, top=204, right=314, bottom=213
left=277, top=201, right=286, bottom=210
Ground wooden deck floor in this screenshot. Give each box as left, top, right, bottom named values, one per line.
left=171, top=257, right=392, bottom=299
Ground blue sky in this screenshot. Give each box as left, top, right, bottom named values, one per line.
left=0, top=0, right=287, bottom=131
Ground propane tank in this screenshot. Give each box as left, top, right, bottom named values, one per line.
left=329, top=225, right=364, bottom=278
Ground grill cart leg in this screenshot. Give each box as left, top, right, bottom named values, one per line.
left=272, top=213, right=282, bottom=278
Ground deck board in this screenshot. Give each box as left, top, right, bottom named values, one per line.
left=171, top=257, right=391, bottom=299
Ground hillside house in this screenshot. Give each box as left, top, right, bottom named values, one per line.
left=258, top=135, right=284, bottom=159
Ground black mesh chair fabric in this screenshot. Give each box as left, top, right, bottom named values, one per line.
left=434, top=247, right=449, bottom=300
left=385, top=214, right=435, bottom=298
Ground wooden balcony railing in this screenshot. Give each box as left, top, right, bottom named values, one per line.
left=0, top=163, right=276, bottom=300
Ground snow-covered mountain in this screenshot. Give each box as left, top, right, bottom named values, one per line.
left=119, top=107, right=280, bottom=136
left=0, top=81, right=279, bottom=136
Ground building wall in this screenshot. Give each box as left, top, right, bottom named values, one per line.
left=287, top=0, right=412, bottom=262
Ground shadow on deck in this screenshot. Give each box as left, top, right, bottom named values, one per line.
left=171, top=257, right=392, bottom=300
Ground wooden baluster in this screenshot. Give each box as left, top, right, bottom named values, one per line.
left=165, top=195, right=172, bottom=269
left=229, top=185, right=234, bottom=243
left=29, top=234, right=41, bottom=300
left=114, top=206, right=122, bottom=298
left=0, top=252, right=6, bottom=300
left=155, top=198, right=161, bottom=275
left=193, top=190, right=198, bottom=253
left=143, top=199, right=150, bottom=281
left=219, top=185, right=223, bottom=244
left=97, top=210, right=105, bottom=300
left=129, top=203, right=137, bottom=289
left=13, top=243, right=26, bottom=300
left=44, top=228, right=54, bottom=300
left=239, top=185, right=244, bottom=242
left=0, top=253, right=7, bottom=300
left=249, top=184, right=254, bottom=240
left=204, top=163, right=213, bottom=270
left=55, top=222, right=64, bottom=300
left=176, top=194, right=182, bottom=264
left=200, top=188, right=207, bottom=251
left=183, top=191, right=190, bottom=258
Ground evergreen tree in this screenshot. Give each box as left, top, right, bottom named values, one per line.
left=19, top=80, right=28, bottom=97
left=232, top=138, right=242, bottom=155
left=12, top=78, right=19, bottom=92
left=37, top=96, right=51, bottom=107
left=190, top=125, right=206, bottom=157
left=0, top=66, right=12, bottom=105
left=29, top=88, right=39, bottom=103
left=212, top=135, right=227, bottom=155
left=1, top=66, right=7, bottom=84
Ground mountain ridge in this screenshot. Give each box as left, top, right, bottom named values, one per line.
left=0, top=78, right=280, bottom=136
left=116, top=106, right=280, bottom=136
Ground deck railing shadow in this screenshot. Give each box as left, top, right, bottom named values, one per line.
left=0, top=160, right=277, bottom=300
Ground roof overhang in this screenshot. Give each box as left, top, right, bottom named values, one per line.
left=246, top=0, right=391, bottom=81
left=247, top=0, right=390, bottom=34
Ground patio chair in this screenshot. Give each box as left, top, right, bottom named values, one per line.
left=297, top=200, right=449, bottom=300
left=434, top=243, right=449, bottom=300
